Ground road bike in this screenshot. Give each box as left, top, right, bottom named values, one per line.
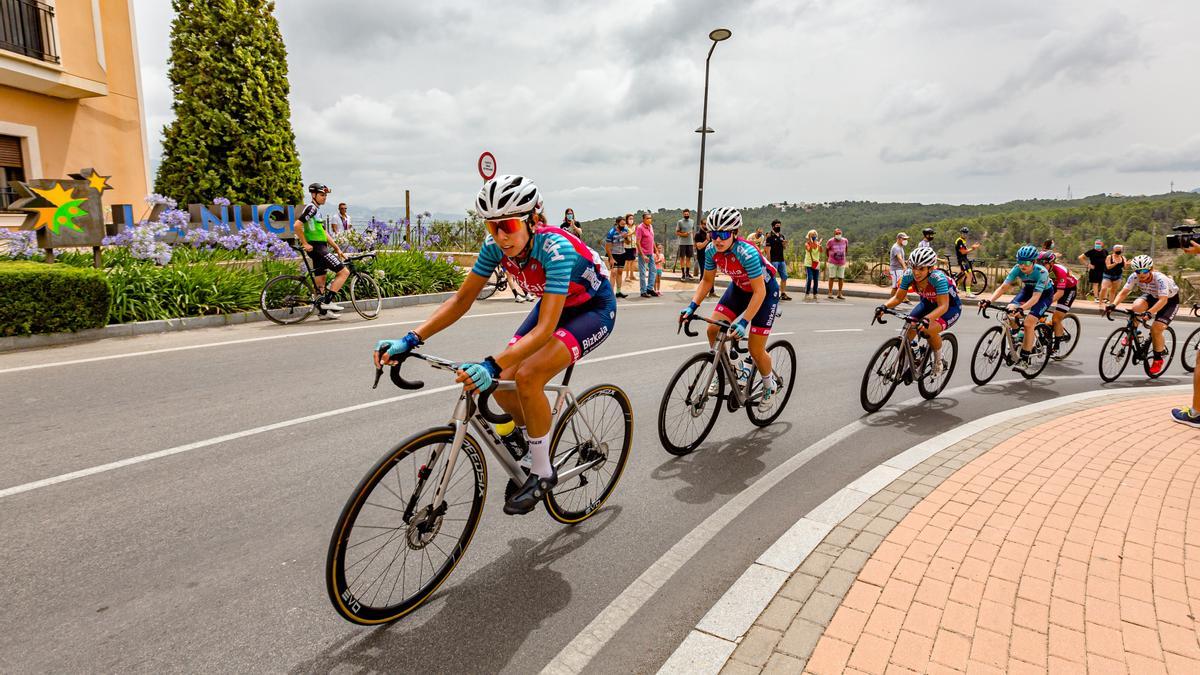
left=326, top=348, right=632, bottom=624
left=1039, top=309, right=1081, bottom=361
left=1180, top=304, right=1200, bottom=373
left=860, top=307, right=958, bottom=413
left=869, top=261, right=894, bottom=288
left=657, top=315, right=796, bottom=455
left=970, top=303, right=1054, bottom=384
left=952, top=259, right=989, bottom=295
left=1098, top=307, right=1177, bottom=382
left=476, top=266, right=531, bottom=303
left=260, top=246, right=382, bottom=324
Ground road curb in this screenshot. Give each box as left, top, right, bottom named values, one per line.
left=0, top=291, right=457, bottom=353
left=657, top=386, right=1188, bottom=674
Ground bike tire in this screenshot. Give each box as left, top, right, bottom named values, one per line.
left=1143, top=325, right=1177, bottom=379
left=476, top=275, right=499, bottom=300
left=326, top=426, right=486, bottom=625
left=970, top=326, right=1005, bottom=385
left=350, top=271, right=382, bottom=319
left=1019, top=324, right=1052, bottom=379
left=860, top=337, right=902, bottom=413
left=1183, top=326, right=1200, bottom=373
left=918, top=333, right=958, bottom=400
left=544, top=384, right=633, bottom=524
left=970, top=270, right=988, bottom=294
left=261, top=274, right=316, bottom=325
left=1098, top=328, right=1131, bottom=382
left=872, top=263, right=891, bottom=287
left=657, top=352, right=724, bottom=455
left=746, top=339, right=797, bottom=427
left=1052, top=314, right=1082, bottom=360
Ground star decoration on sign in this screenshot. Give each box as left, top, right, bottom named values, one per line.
left=30, top=183, right=88, bottom=234
left=70, top=167, right=113, bottom=194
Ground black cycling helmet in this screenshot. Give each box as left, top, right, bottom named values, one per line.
left=960, top=227, right=970, bottom=234
left=922, top=227, right=935, bottom=236
left=308, top=182, right=332, bottom=194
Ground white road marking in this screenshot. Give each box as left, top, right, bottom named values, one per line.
left=0, top=304, right=665, bottom=375
left=813, top=328, right=864, bottom=333
left=541, top=372, right=1138, bottom=674
left=0, top=333, right=702, bottom=500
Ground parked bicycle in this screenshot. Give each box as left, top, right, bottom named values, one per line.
left=326, top=347, right=632, bottom=624
left=657, top=315, right=796, bottom=455
left=953, top=260, right=989, bottom=295
left=1181, top=304, right=1200, bottom=373
left=860, top=307, right=958, bottom=412
left=260, top=245, right=382, bottom=324
left=970, top=303, right=1054, bottom=384
left=476, top=266, right=531, bottom=303
left=1098, top=307, right=1177, bottom=382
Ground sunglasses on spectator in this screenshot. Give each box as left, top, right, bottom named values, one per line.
left=485, top=217, right=527, bottom=237
left=709, top=230, right=735, bottom=240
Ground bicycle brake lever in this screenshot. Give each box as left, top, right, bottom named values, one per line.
left=372, top=346, right=388, bottom=389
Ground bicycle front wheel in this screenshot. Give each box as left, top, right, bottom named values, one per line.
left=747, top=339, right=797, bottom=426
left=545, top=384, right=633, bottom=524
left=1098, top=328, right=1131, bottom=382
left=350, top=271, right=382, bottom=319
left=860, top=337, right=902, bottom=413
left=1053, top=314, right=1082, bottom=360
left=1144, top=326, right=1177, bottom=379
left=968, top=270, right=988, bottom=294
left=261, top=274, right=315, bottom=325
left=970, top=326, right=1005, bottom=385
left=918, top=333, right=958, bottom=400
left=658, top=352, right=724, bottom=455
left=326, top=426, right=486, bottom=625
left=1183, top=326, right=1200, bottom=373
left=1018, top=324, right=1052, bottom=379
left=872, top=263, right=891, bottom=287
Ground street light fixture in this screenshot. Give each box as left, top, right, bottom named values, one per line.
left=696, top=28, right=731, bottom=226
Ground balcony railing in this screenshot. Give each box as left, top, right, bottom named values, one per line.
left=0, top=0, right=59, bottom=64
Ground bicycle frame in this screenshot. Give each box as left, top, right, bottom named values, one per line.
left=872, top=310, right=928, bottom=384
left=683, top=317, right=756, bottom=407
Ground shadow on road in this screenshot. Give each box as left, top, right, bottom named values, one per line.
left=294, top=505, right=622, bottom=674
left=860, top=397, right=963, bottom=433
left=650, top=422, right=792, bottom=505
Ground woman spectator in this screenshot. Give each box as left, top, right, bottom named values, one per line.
left=653, top=243, right=665, bottom=294
left=561, top=208, right=583, bottom=237
left=622, top=214, right=637, bottom=285
left=803, top=229, right=823, bottom=302
left=1078, top=239, right=1107, bottom=302
left=604, top=216, right=629, bottom=298
left=1101, top=244, right=1125, bottom=306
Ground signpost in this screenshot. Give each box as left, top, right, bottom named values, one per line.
left=10, top=167, right=114, bottom=266
left=478, top=151, right=497, bottom=183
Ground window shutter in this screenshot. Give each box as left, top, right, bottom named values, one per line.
left=0, top=136, right=23, bottom=168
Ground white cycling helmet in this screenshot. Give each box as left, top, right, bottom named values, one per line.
left=1130, top=254, right=1154, bottom=270
left=476, top=175, right=541, bottom=220
left=706, top=207, right=742, bottom=231
left=909, top=247, right=938, bottom=268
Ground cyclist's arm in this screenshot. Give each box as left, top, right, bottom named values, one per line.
left=494, top=293, right=566, bottom=370
left=294, top=220, right=310, bottom=250
left=1111, top=279, right=1133, bottom=306
left=691, top=268, right=716, bottom=305
left=925, top=293, right=949, bottom=321
left=408, top=272, right=488, bottom=341
left=884, top=286, right=908, bottom=309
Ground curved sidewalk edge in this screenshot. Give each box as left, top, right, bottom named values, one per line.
left=659, top=386, right=1199, bottom=674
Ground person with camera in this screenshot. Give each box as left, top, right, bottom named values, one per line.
left=1171, top=234, right=1200, bottom=426
left=1107, top=254, right=1178, bottom=376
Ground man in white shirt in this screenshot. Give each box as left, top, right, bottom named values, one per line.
left=336, top=203, right=352, bottom=233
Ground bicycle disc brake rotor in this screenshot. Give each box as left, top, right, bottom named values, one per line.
left=406, top=504, right=444, bottom=549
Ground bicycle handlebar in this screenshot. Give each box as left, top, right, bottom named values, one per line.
left=870, top=306, right=928, bottom=327
left=678, top=314, right=745, bottom=353
left=372, top=347, right=512, bottom=424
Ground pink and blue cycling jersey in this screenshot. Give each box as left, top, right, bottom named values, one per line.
left=898, top=268, right=961, bottom=305
left=703, top=238, right=777, bottom=291
left=472, top=227, right=612, bottom=307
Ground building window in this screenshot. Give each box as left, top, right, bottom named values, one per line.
left=0, top=134, right=26, bottom=211
left=0, top=0, right=60, bottom=64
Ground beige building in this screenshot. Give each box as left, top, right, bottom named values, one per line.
left=0, top=0, right=149, bottom=228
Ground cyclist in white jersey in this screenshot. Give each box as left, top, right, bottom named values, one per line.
left=1107, top=254, right=1179, bottom=376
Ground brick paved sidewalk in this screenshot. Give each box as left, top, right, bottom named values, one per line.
left=714, top=393, right=1200, bottom=674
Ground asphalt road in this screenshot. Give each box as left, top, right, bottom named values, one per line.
left=0, top=291, right=1193, bottom=673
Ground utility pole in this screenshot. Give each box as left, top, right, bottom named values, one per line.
left=405, top=189, right=411, bottom=245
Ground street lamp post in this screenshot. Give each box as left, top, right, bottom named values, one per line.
left=696, top=28, right=731, bottom=225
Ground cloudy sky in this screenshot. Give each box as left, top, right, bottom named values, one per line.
left=132, top=0, right=1200, bottom=218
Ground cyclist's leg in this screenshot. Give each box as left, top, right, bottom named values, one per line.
left=1130, top=295, right=1150, bottom=328
left=1024, top=290, right=1052, bottom=352
left=492, top=301, right=547, bottom=428
left=1151, top=295, right=1179, bottom=353
left=747, top=278, right=781, bottom=376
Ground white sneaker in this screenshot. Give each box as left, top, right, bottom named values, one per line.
left=706, top=378, right=720, bottom=397
left=758, top=379, right=779, bottom=406
left=319, top=299, right=344, bottom=311
left=318, top=310, right=341, bottom=321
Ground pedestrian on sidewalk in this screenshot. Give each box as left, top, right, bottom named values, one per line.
left=1100, top=244, right=1125, bottom=306
left=766, top=219, right=792, bottom=301
left=636, top=212, right=659, bottom=297
left=890, top=232, right=910, bottom=302
left=676, top=209, right=695, bottom=279
left=803, top=229, right=822, bottom=302
left=694, top=219, right=709, bottom=279
left=825, top=227, right=849, bottom=299
left=654, top=243, right=665, bottom=294
left=604, top=216, right=629, bottom=298
left=1078, top=239, right=1107, bottom=301
left=1172, top=241, right=1200, bottom=426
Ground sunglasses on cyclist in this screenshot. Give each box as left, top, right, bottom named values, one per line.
left=709, top=230, right=735, bottom=240
left=1135, top=268, right=1151, bottom=274
left=485, top=217, right=528, bottom=237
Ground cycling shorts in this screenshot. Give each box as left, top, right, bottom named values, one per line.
left=509, top=294, right=617, bottom=363
left=713, top=275, right=780, bottom=335
left=1052, top=287, right=1077, bottom=314
left=956, top=255, right=972, bottom=271
left=1137, top=293, right=1180, bottom=326
left=911, top=298, right=961, bottom=330
left=1011, top=286, right=1055, bottom=318
left=309, top=242, right=344, bottom=275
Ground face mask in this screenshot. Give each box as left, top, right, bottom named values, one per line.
left=773, top=226, right=780, bottom=232
left=1094, top=244, right=1102, bottom=250
left=567, top=214, right=574, bottom=221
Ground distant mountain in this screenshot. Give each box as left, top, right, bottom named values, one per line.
left=1191, top=187, right=1200, bottom=194
left=347, top=207, right=465, bottom=223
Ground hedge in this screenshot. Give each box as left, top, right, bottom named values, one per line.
left=0, top=261, right=110, bottom=336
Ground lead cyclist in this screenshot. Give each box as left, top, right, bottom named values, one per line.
left=373, top=175, right=617, bottom=515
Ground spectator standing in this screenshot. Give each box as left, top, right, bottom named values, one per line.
left=561, top=208, right=583, bottom=237
left=693, top=218, right=708, bottom=279
left=890, top=232, right=909, bottom=297
left=803, top=229, right=823, bottom=302
left=335, top=203, right=352, bottom=233
left=604, top=216, right=629, bottom=298
left=766, top=219, right=792, bottom=301
left=750, top=227, right=766, bottom=252
left=636, top=212, right=659, bottom=297
left=653, top=243, right=665, bottom=294
left=1078, top=239, right=1107, bottom=302
left=1171, top=240, right=1200, bottom=426
left=622, top=214, right=637, bottom=285
left=917, top=227, right=935, bottom=249
left=676, top=209, right=696, bottom=279
left=1100, top=244, right=1125, bottom=306
left=825, top=227, right=849, bottom=300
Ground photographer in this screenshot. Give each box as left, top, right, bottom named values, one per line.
left=1171, top=222, right=1200, bottom=427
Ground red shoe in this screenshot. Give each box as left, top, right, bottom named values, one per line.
left=1150, top=358, right=1165, bottom=375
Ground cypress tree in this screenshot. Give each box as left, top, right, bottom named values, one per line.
left=155, top=0, right=303, bottom=205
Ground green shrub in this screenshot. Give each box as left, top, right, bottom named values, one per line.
left=0, top=261, right=110, bottom=336
left=363, top=251, right=465, bottom=297
left=105, top=261, right=263, bottom=324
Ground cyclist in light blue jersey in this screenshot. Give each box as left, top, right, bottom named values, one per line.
left=981, top=244, right=1052, bottom=367
left=875, top=247, right=961, bottom=377
left=374, top=175, right=615, bottom=515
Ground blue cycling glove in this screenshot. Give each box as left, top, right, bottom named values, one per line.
left=460, top=356, right=502, bottom=391
left=376, top=331, right=422, bottom=358
left=730, top=318, right=750, bottom=340
left=680, top=301, right=699, bottom=321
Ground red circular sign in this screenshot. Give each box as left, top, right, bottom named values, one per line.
left=478, top=152, right=497, bottom=181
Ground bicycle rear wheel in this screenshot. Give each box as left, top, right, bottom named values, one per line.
left=1143, top=326, right=1177, bottom=379
left=476, top=273, right=499, bottom=300
left=1052, top=314, right=1081, bottom=360
left=658, top=352, right=724, bottom=455
left=1183, top=326, right=1200, bottom=373
left=871, top=263, right=892, bottom=287
left=860, top=337, right=902, bottom=413
left=746, top=339, right=797, bottom=426
left=918, top=333, right=958, bottom=399
left=1098, top=328, right=1131, bottom=382
left=261, top=274, right=316, bottom=325
left=1018, top=324, right=1052, bottom=379
left=326, top=427, right=486, bottom=625
left=544, top=384, right=633, bottom=524
left=970, top=326, right=1005, bottom=385
left=966, top=270, right=988, bottom=294
left=350, top=271, right=382, bottom=319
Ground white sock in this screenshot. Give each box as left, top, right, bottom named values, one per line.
left=933, top=347, right=942, bottom=362
left=764, top=373, right=777, bottom=388
left=528, top=434, right=552, bottom=477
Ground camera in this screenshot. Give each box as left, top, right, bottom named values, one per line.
left=1166, top=223, right=1200, bottom=249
